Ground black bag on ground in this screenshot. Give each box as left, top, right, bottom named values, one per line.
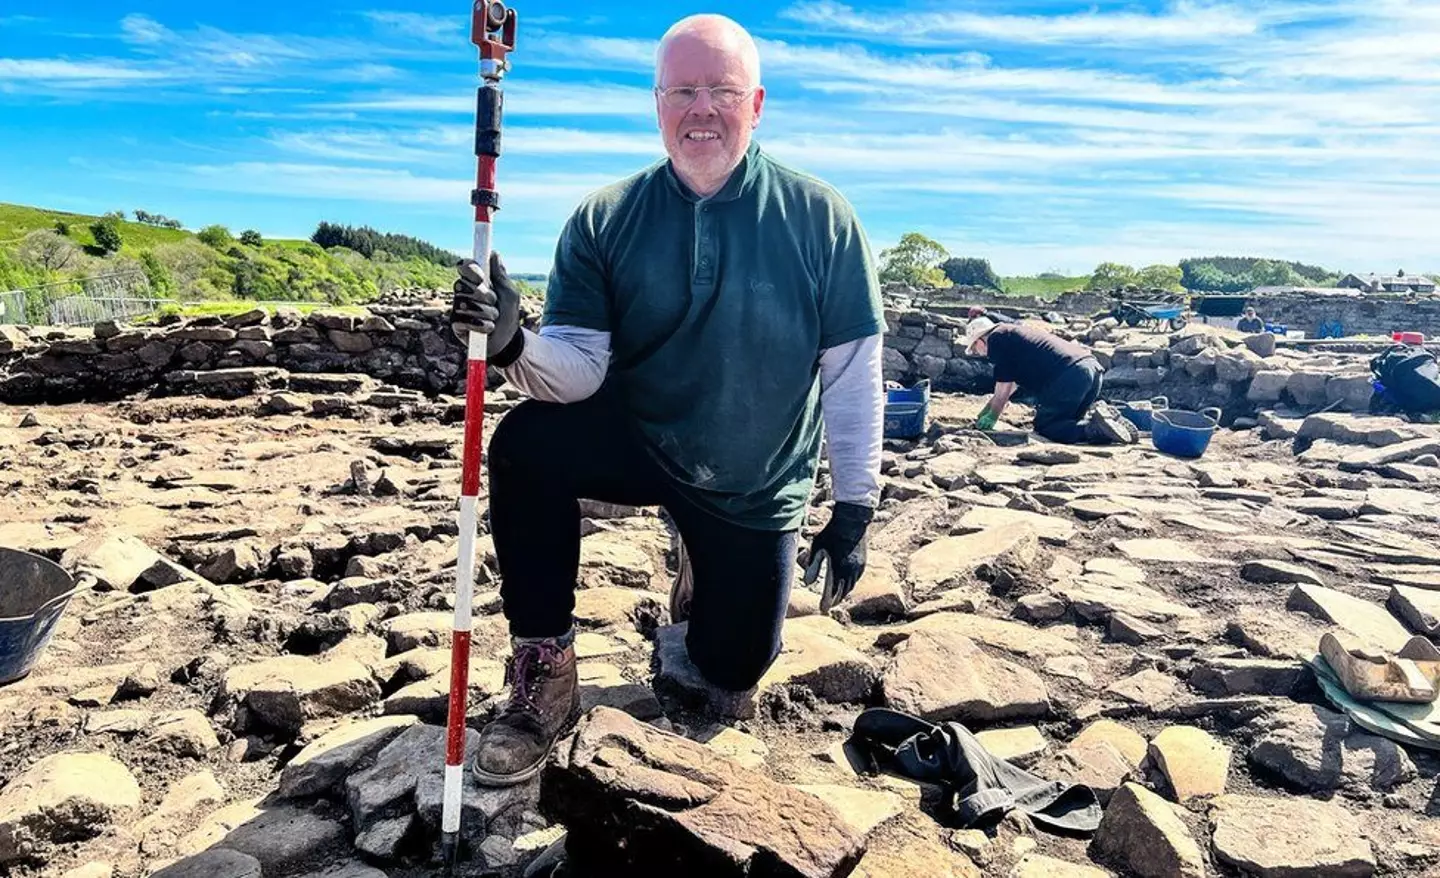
left=1371, top=345, right=1440, bottom=413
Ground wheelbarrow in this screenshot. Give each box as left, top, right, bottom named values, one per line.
left=1151, top=407, right=1222, bottom=459
left=0, top=547, right=79, bottom=685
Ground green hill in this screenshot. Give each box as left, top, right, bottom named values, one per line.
left=0, top=203, right=458, bottom=323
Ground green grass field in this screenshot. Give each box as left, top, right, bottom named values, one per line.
left=0, top=203, right=202, bottom=252
left=999, top=275, right=1089, bottom=298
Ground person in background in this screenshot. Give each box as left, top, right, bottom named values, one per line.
left=961, top=317, right=1137, bottom=445
left=967, top=305, right=1017, bottom=324
left=1237, top=307, right=1265, bottom=334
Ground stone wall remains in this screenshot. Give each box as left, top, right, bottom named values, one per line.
left=0, top=298, right=1396, bottom=418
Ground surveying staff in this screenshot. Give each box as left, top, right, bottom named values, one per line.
left=450, top=14, right=885, bottom=787
left=962, top=317, right=1137, bottom=445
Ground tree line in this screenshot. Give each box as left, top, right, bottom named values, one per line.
left=877, top=231, right=1344, bottom=295
left=310, top=222, right=459, bottom=267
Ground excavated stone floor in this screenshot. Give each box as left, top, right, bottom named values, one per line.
left=2, top=374, right=1440, bottom=877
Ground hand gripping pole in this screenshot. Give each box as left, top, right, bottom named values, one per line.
left=442, top=1, right=516, bottom=870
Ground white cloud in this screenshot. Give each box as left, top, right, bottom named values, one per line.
left=779, top=0, right=1260, bottom=45
left=0, top=58, right=170, bottom=84
left=268, top=125, right=661, bottom=163
left=332, top=81, right=655, bottom=117
left=360, top=11, right=460, bottom=44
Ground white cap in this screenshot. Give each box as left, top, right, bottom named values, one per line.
left=961, top=317, right=997, bottom=355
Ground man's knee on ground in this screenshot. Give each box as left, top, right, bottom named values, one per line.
left=487, top=400, right=551, bottom=472
left=688, top=630, right=778, bottom=692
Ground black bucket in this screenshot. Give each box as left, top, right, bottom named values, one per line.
left=0, top=547, right=79, bottom=685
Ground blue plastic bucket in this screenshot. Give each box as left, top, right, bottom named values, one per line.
left=1120, top=396, right=1169, bottom=433
left=1151, top=408, right=1221, bottom=459
left=884, top=380, right=930, bottom=439
left=0, top=547, right=78, bottom=685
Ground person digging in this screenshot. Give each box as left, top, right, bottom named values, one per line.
left=449, top=13, right=885, bottom=788
left=962, top=317, right=1138, bottom=445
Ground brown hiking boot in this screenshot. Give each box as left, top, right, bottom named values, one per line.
left=471, top=638, right=581, bottom=786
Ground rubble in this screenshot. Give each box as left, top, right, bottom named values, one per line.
left=3, top=305, right=1439, bottom=877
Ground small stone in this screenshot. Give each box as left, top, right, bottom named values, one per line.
left=973, top=726, right=1048, bottom=764
left=1241, top=559, right=1324, bottom=585
left=1015, top=593, right=1067, bottom=623
left=1093, top=782, right=1204, bottom=878
left=145, top=709, right=220, bottom=758
left=699, top=725, right=770, bottom=770
left=219, top=655, right=381, bottom=733
left=278, top=715, right=418, bottom=799
left=0, top=752, right=142, bottom=866
left=1210, top=794, right=1376, bottom=878
left=792, top=784, right=904, bottom=840
left=149, top=849, right=262, bottom=878
left=1011, top=854, right=1108, bottom=877
left=1148, top=725, right=1230, bottom=801
left=906, top=527, right=1040, bottom=593
left=18, top=410, right=39, bottom=428
left=1189, top=658, right=1304, bottom=697
left=1286, top=583, right=1411, bottom=652
left=353, top=813, right=414, bottom=859
left=1105, top=668, right=1179, bottom=713
left=216, top=806, right=348, bottom=876
left=1108, top=612, right=1163, bottom=645
left=846, top=553, right=908, bottom=621
left=1388, top=584, right=1440, bottom=636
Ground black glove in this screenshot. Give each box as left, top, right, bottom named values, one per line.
left=452, top=251, right=523, bottom=366
left=803, top=502, right=874, bottom=613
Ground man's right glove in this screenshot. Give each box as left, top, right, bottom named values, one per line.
left=452, top=251, right=524, bottom=365
left=976, top=408, right=999, bottom=431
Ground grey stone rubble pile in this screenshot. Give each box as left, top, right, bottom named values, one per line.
left=5, top=357, right=1440, bottom=876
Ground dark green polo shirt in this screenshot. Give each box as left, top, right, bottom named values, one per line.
left=542, top=141, right=884, bottom=530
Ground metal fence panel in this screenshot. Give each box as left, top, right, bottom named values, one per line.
left=0, top=271, right=163, bottom=326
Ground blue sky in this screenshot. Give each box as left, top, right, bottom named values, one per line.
left=2, top=1, right=1437, bottom=275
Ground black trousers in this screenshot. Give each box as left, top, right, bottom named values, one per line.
left=1032, top=358, right=1103, bottom=444
left=487, top=391, right=797, bottom=691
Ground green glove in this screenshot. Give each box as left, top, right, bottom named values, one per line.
left=976, top=408, right=998, bottom=431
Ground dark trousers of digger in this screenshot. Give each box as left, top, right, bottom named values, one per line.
left=488, top=391, right=796, bottom=692
left=1033, top=357, right=1104, bottom=444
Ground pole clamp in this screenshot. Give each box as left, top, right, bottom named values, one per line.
left=471, top=188, right=501, bottom=210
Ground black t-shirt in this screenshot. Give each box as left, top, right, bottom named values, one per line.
left=986, top=323, right=1092, bottom=390
left=1237, top=317, right=1265, bottom=333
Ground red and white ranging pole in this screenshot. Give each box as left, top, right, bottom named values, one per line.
left=442, top=1, right=516, bottom=868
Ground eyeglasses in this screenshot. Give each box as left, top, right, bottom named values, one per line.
left=655, top=85, right=755, bottom=110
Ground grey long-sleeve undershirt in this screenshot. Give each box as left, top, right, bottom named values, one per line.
left=499, top=325, right=883, bottom=508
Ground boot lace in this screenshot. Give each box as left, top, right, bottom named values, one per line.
left=503, top=640, right=563, bottom=715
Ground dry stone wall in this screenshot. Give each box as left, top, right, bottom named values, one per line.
left=0, top=303, right=498, bottom=405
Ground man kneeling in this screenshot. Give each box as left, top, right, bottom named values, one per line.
left=963, top=317, right=1137, bottom=445
left=449, top=14, right=884, bottom=787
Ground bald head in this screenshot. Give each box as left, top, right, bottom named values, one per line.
left=655, top=14, right=761, bottom=88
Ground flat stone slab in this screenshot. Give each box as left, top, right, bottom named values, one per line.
left=881, top=625, right=1049, bottom=723
left=0, top=752, right=142, bottom=867
left=1209, top=794, right=1376, bottom=878
left=973, top=726, right=1049, bottom=763
left=1055, top=576, right=1199, bottom=624
left=1339, top=437, right=1440, bottom=471
left=1248, top=703, right=1416, bottom=794
left=1241, top=559, right=1323, bottom=585
left=278, top=715, right=418, bottom=799
left=219, top=655, right=380, bottom=733
left=1069, top=498, right=1128, bottom=520
left=906, top=526, right=1039, bottom=592
left=216, top=806, right=347, bottom=877
left=1370, top=565, right=1440, bottom=590
left=542, top=706, right=866, bottom=877
left=1363, top=487, right=1440, bottom=520
left=1286, top=583, right=1411, bottom=652
left=1148, top=725, right=1230, bottom=801
left=956, top=507, right=1075, bottom=545
left=1093, top=782, right=1204, bottom=878
left=1387, top=585, right=1440, bottom=636
left=1112, top=538, right=1223, bottom=565
left=878, top=611, right=1081, bottom=661
left=150, top=850, right=262, bottom=878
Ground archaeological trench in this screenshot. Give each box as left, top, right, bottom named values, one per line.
left=1, top=285, right=1439, bottom=878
